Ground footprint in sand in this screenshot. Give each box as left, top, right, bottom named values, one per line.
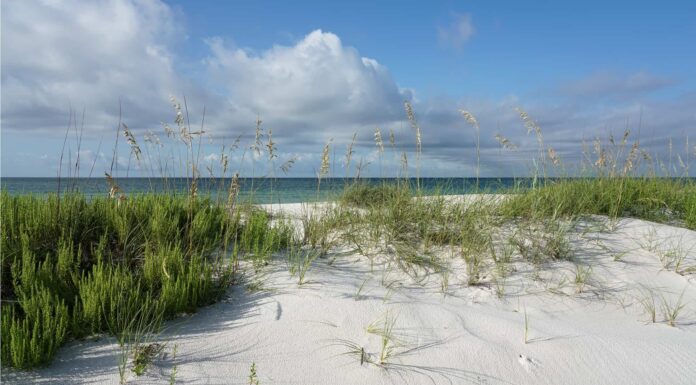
left=518, top=354, right=540, bottom=373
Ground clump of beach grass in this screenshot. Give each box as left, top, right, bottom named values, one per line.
left=574, top=265, right=592, bottom=294
left=366, top=311, right=400, bottom=366
left=660, top=289, right=687, bottom=327
left=637, top=288, right=658, bottom=323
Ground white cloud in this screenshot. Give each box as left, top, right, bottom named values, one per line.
left=1, top=0, right=184, bottom=134
left=438, top=13, right=475, bottom=49
left=204, top=153, right=220, bottom=163
left=203, top=30, right=410, bottom=142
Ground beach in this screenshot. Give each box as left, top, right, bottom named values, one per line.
left=4, top=198, right=695, bottom=385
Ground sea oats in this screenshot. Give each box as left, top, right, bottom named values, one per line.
left=374, top=128, right=384, bottom=154
left=404, top=101, right=421, bottom=154
left=266, top=128, right=277, bottom=160
left=548, top=147, right=560, bottom=166
left=170, top=96, right=191, bottom=145
left=515, top=107, right=541, bottom=136
left=595, top=150, right=607, bottom=168
left=460, top=109, right=481, bottom=183
left=227, top=172, right=240, bottom=209
left=104, top=172, right=121, bottom=199
left=593, top=138, right=607, bottom=169
left=143, top=130, right=161, bottom=147
left=252, top=116, right=263, bottom=157
left=495, top=134, right=517, bottom=150
left=404, top=101, right=416, bottom=128
left=623, top=142, right=639, bottom=175
left=222, top=154, right=229, bottom=174
left=162, top=122, right=175, bottom=138
left=230, top=135, right=242, bottom=152
left=641, top=149, right=652, bottom=162
left=122, top=123, right=141, bottom=161
left=320, top=140, right=331, bottom=178
left=280, top=156, right=298, bottom=175
left=345, top=132, right=357, bottom=171
left=459, top=110, right=480, bottom=130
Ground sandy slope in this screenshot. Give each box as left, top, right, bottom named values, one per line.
left=4, top=201, right=696, bottom=385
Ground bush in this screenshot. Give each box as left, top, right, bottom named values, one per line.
left=0, top=192, right=258, bottom=369
left=340, top=182, right=410, bottom=208
left=1, top=285, right=68, bottom=369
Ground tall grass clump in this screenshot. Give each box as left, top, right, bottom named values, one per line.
left=339, top=182, right=410, bottom=208
left=0, top=191, right=279, bottom=369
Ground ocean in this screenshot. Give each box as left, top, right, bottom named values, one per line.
left=0, top=177, right=525, bottom=204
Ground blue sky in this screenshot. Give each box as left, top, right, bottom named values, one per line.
left=2, top=0, right=695, bottom=177
left=171, top=0, right=696, bottom=98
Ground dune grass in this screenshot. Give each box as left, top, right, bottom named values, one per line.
left=0, top=192, right=286, bottom=369
left=500, top=177, right=696, bottom=229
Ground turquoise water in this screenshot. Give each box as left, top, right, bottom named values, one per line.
left=0, top=177, right=523, bottom=204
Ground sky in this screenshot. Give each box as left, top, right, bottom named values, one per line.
left=2, top=0, right=695, bottom=177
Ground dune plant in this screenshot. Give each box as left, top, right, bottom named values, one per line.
left=288, top=246, right=319, bottom=286
left=248, top=362, right=260, bottom=385
left=1, top=285, right=69, bottom=369
left=168, top=344, right=179, bottom=385
left=366, top=311, right=400, bottom=366
left=354, top=278, right=369, bottom=301
left=660, top=289, right=687, bottom=327
left=574, top=265, right=592, bottom=294
left=637, top=288, right=657, bottom=323
left=0, top=192, right=276, bottom=369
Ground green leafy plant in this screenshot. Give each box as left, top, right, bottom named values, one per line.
left=574, top=265, right=592, bottom=293
left=132, top=342, right=164, bottom=376
left=660, top=289, right=687, bottom=327
left=248, top=362, right=260, bottom=385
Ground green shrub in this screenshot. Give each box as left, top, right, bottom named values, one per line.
left=0, top=192, right=242, bottom=369
left=500, top=177, right=696, bottom=227
left=78, top=260, right=146, bottom=336
left=340, top=182, right=410, bottom=208
left=1, top=285, right=68, bottom=369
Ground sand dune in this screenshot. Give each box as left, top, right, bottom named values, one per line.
left=4, top=202, right=696, bottom=385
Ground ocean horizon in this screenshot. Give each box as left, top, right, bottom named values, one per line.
left=3, top=176, right=694, bottom=204
left=2, top=177, right=530, bottom=203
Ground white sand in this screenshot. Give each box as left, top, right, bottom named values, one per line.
left=4, top=200, right=696, bottom=385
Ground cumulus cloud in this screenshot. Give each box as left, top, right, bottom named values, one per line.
left=203, top=30, right=410, bottom=143
left=1, top=0, right=184, bottom=134
left=438, top=13, right=475, bottom=50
